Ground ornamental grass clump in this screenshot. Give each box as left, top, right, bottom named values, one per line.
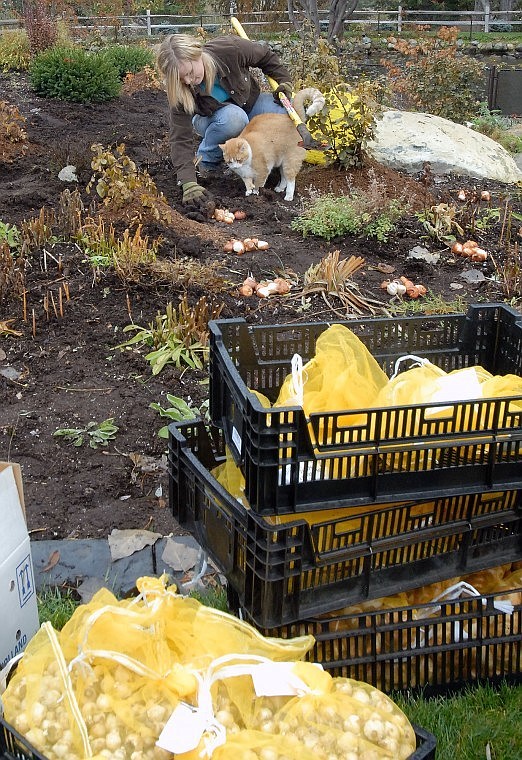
left=29, top=46, right=121, bottom=103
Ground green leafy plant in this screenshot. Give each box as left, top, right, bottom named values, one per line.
left=29, top=46, right=121, bottom=103
left=383, top=27, right=484, bottom=123
left=150, top=394, right=210, bottom=438
left=117, top=296, right=223, bottom=375
left=53, top=418, right=119, bottom=448
left=0, top=30, right=31, bottom=72
left=291, top=192, right=405, bottom=242
left=101, top=44, right=155, bottom=79
left=0, top=221, right=21, bottom=250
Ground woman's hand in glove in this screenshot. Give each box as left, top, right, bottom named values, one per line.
left=181, top=181, right=216, bottom=219
left=182, top=181, right=208, bottom=204
left=273, top=83, right=293, bottom=105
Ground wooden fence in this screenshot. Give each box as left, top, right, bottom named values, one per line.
left=1, top=6, right=521, bottom=38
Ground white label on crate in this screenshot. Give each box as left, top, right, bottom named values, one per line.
left=231, top=426, right=242, bottom=455
left=156, top=702, right=209, bottom=753
left=252, top=661, right=323, bottom=697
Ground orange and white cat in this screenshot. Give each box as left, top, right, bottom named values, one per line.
left=219, top=88, right=324, bottom=202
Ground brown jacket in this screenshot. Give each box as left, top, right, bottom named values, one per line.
left=168, top=36, right=292, bottom=185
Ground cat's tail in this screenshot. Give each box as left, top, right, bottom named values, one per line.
left=292, top=87, right=326, bottom=122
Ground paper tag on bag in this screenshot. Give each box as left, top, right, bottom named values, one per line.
left=156, top=702, right=208, bottom=754
left=251, top=661, right=321, bottom=697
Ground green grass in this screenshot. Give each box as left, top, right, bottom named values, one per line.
left=396, top=682, right=522, bottom=760
left=37, top=586, right=80, bottom=630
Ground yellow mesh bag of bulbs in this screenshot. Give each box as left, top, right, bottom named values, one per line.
left=264, top=324, right=522, bottom=476
left=2, top=576, right=314, bottom=760
left=177, top=660, right=416, bottom=760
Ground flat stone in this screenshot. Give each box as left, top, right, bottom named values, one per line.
left=407, top=246, right=440, bottom=264
left=31, top=535, right=212, bottom=597
left=460, top=269, right=486, bottom=284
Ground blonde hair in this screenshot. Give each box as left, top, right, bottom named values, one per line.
left=156, top=34, right=217, bottom=113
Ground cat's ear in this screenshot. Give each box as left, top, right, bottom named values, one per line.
left=218, top=143, right=226, bottom=150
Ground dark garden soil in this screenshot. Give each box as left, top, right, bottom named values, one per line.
left=1, top=71, right=521, bottom=543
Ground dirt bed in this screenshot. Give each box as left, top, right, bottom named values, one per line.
left=1, top=71, right=521, bottom=542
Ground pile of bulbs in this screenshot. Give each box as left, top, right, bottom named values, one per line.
left=224, top=237, right=270, bottom=255
left=381, top=276, right=427, bottom=299
left=212, top=208, right=246, bottom=224
left=451, top=240, right=488, bottom=262
left=238, top=275, right=291, bottom=298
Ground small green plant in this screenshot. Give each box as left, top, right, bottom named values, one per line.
left=0, top=221, right=21, bottom=250
left=29, top=46, right=121, bottom=103
left=101, top=44, right=155, bottom=79
left=0, top=30, right=31, bottom=71
left=150, top=394, right=210, bottom=438
left=189, top=586, right=229, bottom=612
left=388, top=292, right=468, bottom=316
left=117, top=296, right=223, bottom=375
left=417, top=202, right=464, bottom=243
left=291, top=192, right=405, bottom=242
left=37, top=586, right=79, bottom=629
left=53, top=418, right=119, bottom=448
left=469, top=103, right=522, bottom=154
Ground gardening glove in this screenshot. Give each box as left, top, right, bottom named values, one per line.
left=273, top=82, right=293, bottom=105
left=182, top=181, right=208, bottom=204
left=181, top=181, right=216, bottom=219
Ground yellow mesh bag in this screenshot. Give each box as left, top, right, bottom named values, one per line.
left=2, top=578, right=314, bottom=760
left=275, top=324, right=389, bottom=423
left=177, top=661, right=416, bottom=760
left=3, top=622, right=92, bottom=760
left=212, top=666, right=415, bottom=760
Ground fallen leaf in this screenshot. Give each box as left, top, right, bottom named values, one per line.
left=161, top=537, right=200, bottom=573
left=372, top=263, right=396, bottom=274
left=108, top=528, right=162, bottom=561
left=41, top=550, right=60, bottom=572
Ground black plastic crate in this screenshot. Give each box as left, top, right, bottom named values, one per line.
left=209, top=304, right=522, bottom=514
left=0, top=716, right=435, bottom=760
left=250, top=588, right=522, bottom=697
left=0, top=718, right=45, bottom=759
left=168, top=420, right=522, bottom=627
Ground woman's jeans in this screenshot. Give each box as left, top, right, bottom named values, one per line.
left=192, top=93, right=286, bottom=166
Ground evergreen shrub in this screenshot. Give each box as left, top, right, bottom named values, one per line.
left=29, top=46, right=121, bottom=102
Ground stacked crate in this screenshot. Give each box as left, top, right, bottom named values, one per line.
left=168, top=303, right=522, bottom=696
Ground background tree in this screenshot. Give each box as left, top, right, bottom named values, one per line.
left=287, top=0, right=359, bottom=42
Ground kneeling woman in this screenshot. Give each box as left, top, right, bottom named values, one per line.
left=156, top=33, right=294, bottom=207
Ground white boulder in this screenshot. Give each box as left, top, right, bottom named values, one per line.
left=367, top=110, right=522, bottom=184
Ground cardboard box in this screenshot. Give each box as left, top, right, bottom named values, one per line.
left=0, top=462, right=39, bottom=670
